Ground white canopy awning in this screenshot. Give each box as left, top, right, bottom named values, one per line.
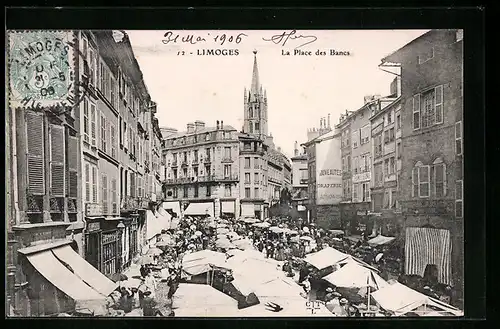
left=162, top=201, right=181, bottom=217
left=241, top=204, right=255, bottom=217
left=297, top=205, right=306, bottom=211
left=146, top=210, right=161, bottom=240
left=323, top=261, right=388, bottom=290
left=221, top=201, right=235, bottom=213
left=368, top=235, right=396, bottom=246
left=304, top=247, right=350, bottom=270
left=184, top=202, right=214, bottom=216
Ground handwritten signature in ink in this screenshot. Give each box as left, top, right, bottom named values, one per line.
left=262, top=30, right=318, bottom=49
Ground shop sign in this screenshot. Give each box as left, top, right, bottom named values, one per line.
left=87, top=222, right=100, bottom=232
left=86, top=203, right=103, bottom=217
left=353, top=172, right=371, bottom=183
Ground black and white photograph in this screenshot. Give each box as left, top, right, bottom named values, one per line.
left=6, top=27, right=466, bottom=317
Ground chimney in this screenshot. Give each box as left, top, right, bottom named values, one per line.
left=194, top=120, right=205, bottom=131
left=328, top=114, right=331, bottom=128
left=220, top=120, right=224, bottom=129
left=187, top=122, right=195, bottom=133
left=216, top=120, right=220, bottom=129
left=294, top=141, right=298, bottom=156
left=277, top=147, right=281, bottom=153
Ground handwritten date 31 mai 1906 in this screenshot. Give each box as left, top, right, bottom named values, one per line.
left=161, top=30, right=317, bottom=49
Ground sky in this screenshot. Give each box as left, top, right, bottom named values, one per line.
left=126, top=29, right=429, bottom=157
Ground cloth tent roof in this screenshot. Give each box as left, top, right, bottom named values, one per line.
left=304, top=247, right=350, bottom=270
left=183, top=202, right=214, bottom=216
left=371, top=281, right=463, bottom=316
left=323, top=261, right=388, bottom=290
left=232, top=274, right=303, bottom=299
left=181, top=250, right=230, bottom=275
left=367, top=235, right=396, bottom=246
left=172, top=283, right=238, bottom=317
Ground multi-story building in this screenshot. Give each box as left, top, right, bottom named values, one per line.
left=370, top=77, right=403, bottom=237
left=380, top=29, right=463, bottom=299
left=6, top=30, right=85, bottom=316
left=79, top=30, right=164, bottom=277
left=302, top=117, right=332, bottom=222
left=336, top=94, right=397, bottom=235
left=239, top=51, right=291, bottom=220
left=162, top=120, right=240, bottom=219
left=291, top=141, right=309, bottom=219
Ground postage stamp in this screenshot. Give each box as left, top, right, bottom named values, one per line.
left=7, top=30, right=76, bottom=109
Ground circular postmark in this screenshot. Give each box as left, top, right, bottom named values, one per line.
left=8, top=30, right=78, bottom=109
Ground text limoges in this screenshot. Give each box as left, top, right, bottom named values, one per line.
left=197, top=49, right=240, bottom=56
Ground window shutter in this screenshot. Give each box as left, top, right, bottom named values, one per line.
left=68, top=135, right=79, bottom=198
left=85, top=163, right=90, bottom=202
left=111, top=178, right=117, bottom=214
left=412, top=167, right=418, bottom=197
left=49, top=124, right=65, bottom=197
left=102, top=175, right=108, bottom=214
left=413, top=94, right=421, bottom=130
left=435, top=85, right=443, bottom=124
left=26, top=111, right=45, bottom=195
left=90, top=103, right=96, bottom=146
left=92, top=166, right=97, bottom=203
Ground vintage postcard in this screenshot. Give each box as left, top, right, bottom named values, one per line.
left=6, top=28, right=464, bottom=317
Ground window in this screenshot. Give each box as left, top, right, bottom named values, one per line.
left=100, top=115, right=107, bottom=153
left=204, top=165, right=210, bottom=177
left=254, top=158, right=259, bottom=169
left=389, top=157, right=395, bottom=175
left=224, top=165, right=231, bottom=178
left=374, top=134, right=383, bottom=158
left=433, top=158, right=447, bottom=197
left=387, top=111, right=392, bottom=124
left=391, top=190, right=397, bottom=208
left=396, top=114, right=401, bottom=131
left=383, top=189, right=390, bottom=209
left=254, top=188, right=259, bottom=198
left=83, top=99, right=89, bottom=143
left=85, top=163, right=90, bottom=202
left=384, top=159, right=389, bottom=176
left=89, top=48, right=96, bottom=85
left=455, top=121, right=463, bottom=155
left=101, top=174, right=108, bottom=214
left=249, top=123, right=253, bottom=133
left=353, top=157, right=359, bottom=174
left=374, top=163, right=383, bottom=187
left=183, top=152, right=188, bottom=163
left=245, top=188, right=250, bottom=198
left=362, top=182, right=370, bottom=202
left=81, top=35, right=88, bottom=58
left=111, top=179, right=117, bottom=214
left=92, top=166, right=97, bottom=202
left=245, top=173, right=250, bottom=184
left=194, top=185, right=199, bottom=198
left=418, top=47, right=434, bottom=64
left=421, top=89, right=435, bottom=128
left=352, top=130, right=359, bottom=148
left=254, top=173, right=259, bottom=184
left=255, top=122, right=260, bottom=132
left=183, top=186, right=188, bottom=198
left=455, top=180, right=463, bottom=218
left=245, top=157, right=251, bottom=169
left=347, top=155, right=351, bottom=171
left=224, top=147, right=231, bottom=159
left=206, top=185, right=211, bottom=197
left=225, top=184, right=231, bottom=197
left=397, top=142, right=402, bottom=159
left=413, top=94, right=421, bottom=130
left=110, top=124, right=116, bottom=159
left=130, top=173, right=135, bottom=198
left=248, top=107, right=253, bottom=118
left=193, top=167, right=198, bottom=177
left=173, top=187, right=178, bottom=198
left=360, top=125, right=370, bottom=144
left=412, top=161, right=430, bottom=198
left=352, top=183, right=358, bottom=202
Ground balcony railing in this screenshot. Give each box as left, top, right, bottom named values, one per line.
left=164, top=174, right=239, bottom=185
left=300, top=178, right=309, bottom=184
left=221, top=157, right=233, bottom=163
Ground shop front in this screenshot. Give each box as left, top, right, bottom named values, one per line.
left=220, top=200, right=236, bottom=219
left=340, top=203, right=372, bottom=236
left=84, top=218, right=124, bottom=277
left=10, top=221, right=117, bottom=316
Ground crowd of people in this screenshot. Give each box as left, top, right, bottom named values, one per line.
left=101, top=214, right=457, bottom=317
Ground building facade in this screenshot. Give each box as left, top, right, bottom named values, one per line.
left=162, top=121, right=240, bottom=219
left=370, top=79, right=403, bottom=237
left=290, top=142, right=309, bottom=220
left=80, top=30, right=164, bottom=277
left=6, top=30, right=84, bottom=316
left=380, top=29, right=463, bottom=297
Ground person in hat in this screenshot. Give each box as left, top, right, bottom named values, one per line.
left=339, top=298, right=349, bottom=317
left=142, top=290, right=157, bottom=316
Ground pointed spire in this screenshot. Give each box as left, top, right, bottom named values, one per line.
left=250, top=50, right=260, bottom=96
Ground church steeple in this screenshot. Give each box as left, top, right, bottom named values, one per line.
left=243, top=50, right=268, bottom=138
left=250, top=50, right=260, bottom=96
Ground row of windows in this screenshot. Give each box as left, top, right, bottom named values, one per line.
left=244, top=172, right=266, bottom=185
left=170, top=165, right=232, bottom=179
left=244, top=187, right=261, bottom=199
left=169, top=184, right=233, bottom=198
left=166, top=131, right=235, bottom=148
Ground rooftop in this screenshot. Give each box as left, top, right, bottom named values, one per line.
left=164, top=125, right=237, bottom=140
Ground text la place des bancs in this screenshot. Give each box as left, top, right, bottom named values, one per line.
left=163, top=30, right=350, bottom=57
